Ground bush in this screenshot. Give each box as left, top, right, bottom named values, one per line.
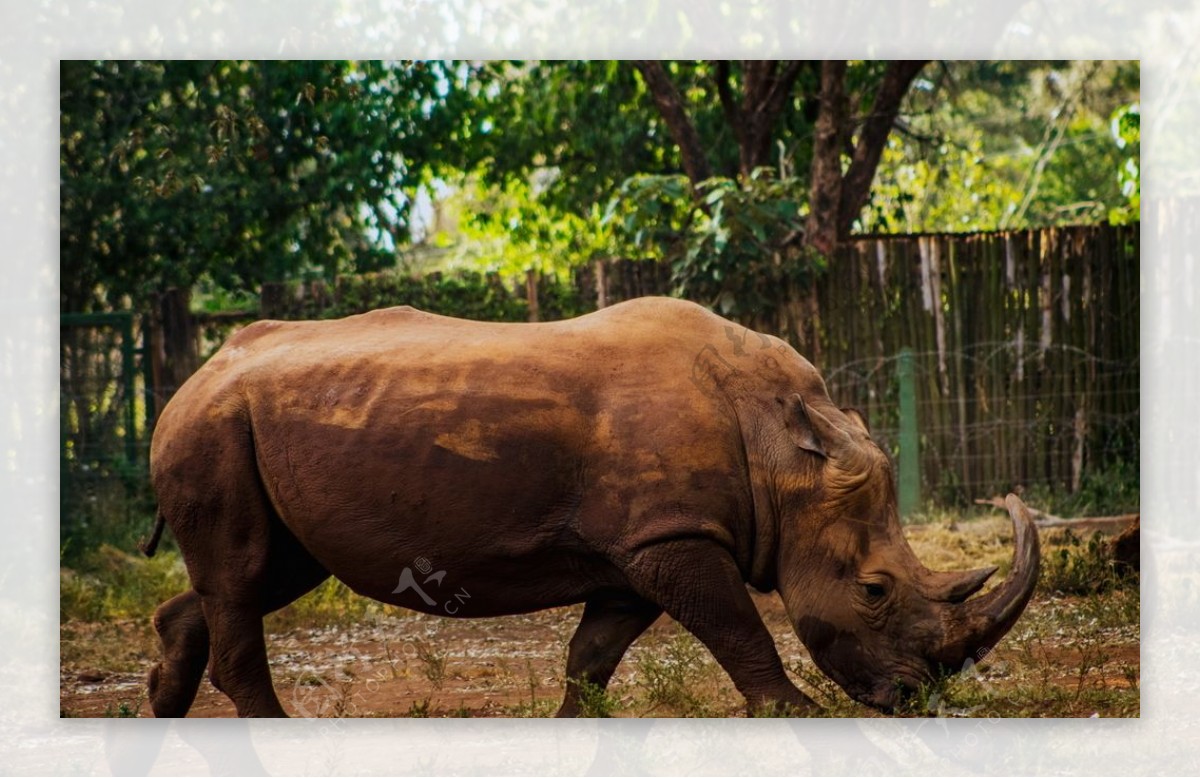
left=61, top=545, right=189, bottom=623
left=1039, top=530, right=1135, bottom=596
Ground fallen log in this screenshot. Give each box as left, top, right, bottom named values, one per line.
left=973, top=496, right=1138, bottom=532
left=974, top=496, right=1140, bottom=573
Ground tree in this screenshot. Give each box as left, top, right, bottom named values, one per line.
left=60, top=60, right=471, bottom=315
left=61, top=60, right=466, bottom=392
left=426, top=60, right=933, bottom=335
left=631, top=60, right=928, bottom=255
left=860, top=61, right=1141, bottom=232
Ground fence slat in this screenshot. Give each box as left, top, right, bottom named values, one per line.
left=62, top=224, right=1139, bottom=515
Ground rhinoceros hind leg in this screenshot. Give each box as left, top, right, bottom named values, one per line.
left=557, top=595, right=661, bottom=717
left=148, top=589, right=209, bottom=717
left=198, top=529, right=330, bottom=718
left=200, top=597, right=288, bottom=717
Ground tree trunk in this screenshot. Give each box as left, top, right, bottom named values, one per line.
left=805, top=60, right=929, bottom=255
left=733, top=60, right=808, bottom=178
left=837, top=60, right=929, bottom=235
left=154, top=287, right=199, bottom=404
left=633, top=61, right=713, bottom=184
left=804, top=61, right=848, bottom=257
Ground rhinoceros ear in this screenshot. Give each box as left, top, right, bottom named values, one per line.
left=781, top=393, right=829, bottom=458
left=842, top=407, right=870, bottom=434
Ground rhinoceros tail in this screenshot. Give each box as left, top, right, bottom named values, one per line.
left=139, top=510, right=167, bottom=558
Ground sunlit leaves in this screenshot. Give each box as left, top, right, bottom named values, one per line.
left=861, top=61, right=1139, bottom=233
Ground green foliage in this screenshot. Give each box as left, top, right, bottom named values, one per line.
left=572, top=679, right=619, bottom=718
left=1109, top=102, right=1140, bottom=224
left=862, top=61, right=1140, bottom=232
left=103, top=700, right=144, bottom=718
left=1022, top=459, right=1140, bottom=518
left=422, top=173, right=610, bottom=280
left=332, top=271, right=529, bottom=322
left=446, top=61, right=673, bottom=213
left=1040, top=530, right=1134, bottom=596
left=266, top=578, right=389, bottom=630
left=600, top=172, right=821, bottom=316
left=264, top=269, right=589, bottom=323
left=60, top=60, right=464, bottom=313
left=60, top=546, right=189, bottom=623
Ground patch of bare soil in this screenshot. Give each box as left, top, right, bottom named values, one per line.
left=60, top=587, right=1138, bottom=718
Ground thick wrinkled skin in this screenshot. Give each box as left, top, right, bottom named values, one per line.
left=146, top=297, right=1036, bottom=718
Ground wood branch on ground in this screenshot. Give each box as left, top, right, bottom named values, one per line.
left=973, top=496, right=1139, bottom=531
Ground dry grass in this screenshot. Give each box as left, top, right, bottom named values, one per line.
left=60, top=510, right=1138, bottom=718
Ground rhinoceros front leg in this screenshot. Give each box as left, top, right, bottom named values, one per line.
left=627, top=539, right=817, bottom=716
left=557, top=595, right=662, bottom=717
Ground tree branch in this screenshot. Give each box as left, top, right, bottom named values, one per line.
left=731, top=60, right=807, bottom=178
left=762, top=60, right=805, bottom=120
left=633, top=61, right=712, bottom=184
left=837, top=60, right=929, bottom=234
left=714, top=60, right=742, bottom=141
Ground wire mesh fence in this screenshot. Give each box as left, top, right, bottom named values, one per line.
left=822, top=343, right=1138, bottom=504
left=59, top=223, right=1139, bottom=559
left=60, top=313, right=155, bottom=560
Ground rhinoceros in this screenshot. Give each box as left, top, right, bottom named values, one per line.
left=143, top=297, right=1039, bottom=717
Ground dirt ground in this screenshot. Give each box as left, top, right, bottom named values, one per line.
left=60, top=519, right=1140, bottom=719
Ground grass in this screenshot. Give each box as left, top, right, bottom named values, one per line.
left=60, top=545, right=392, bottom=629
left=1040, top=528, right=1136, bottom=596
left=633, top=629, right=726, bottom=716
left=60, top=545, right=190, bottom=623
left=61, top=506, right=1139, bottom=719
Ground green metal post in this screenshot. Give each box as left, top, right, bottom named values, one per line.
left=140, top=320, right=157, bottom=438
left=118, top=313, right=138, bottom=465
left=897, top=348, right=919, bottom=519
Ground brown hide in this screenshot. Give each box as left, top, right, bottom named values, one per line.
left=147, top=297, right=1037, bottom=717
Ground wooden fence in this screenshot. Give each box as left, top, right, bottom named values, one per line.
left=61, top=223, right=1139, bottom=519
left=583, top=223, right=1140, bottom=501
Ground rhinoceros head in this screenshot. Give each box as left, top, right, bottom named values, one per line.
left=772, top=393, right=1040, bottom=711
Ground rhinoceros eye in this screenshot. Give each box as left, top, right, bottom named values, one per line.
left=863, top=582, right=887, bottom=600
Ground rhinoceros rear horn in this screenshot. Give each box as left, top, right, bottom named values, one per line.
left=934, top=494, right=1041, bottom=666
left=919, top=565, right=998, bottom=603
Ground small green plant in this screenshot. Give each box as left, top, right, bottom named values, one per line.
left=1040, top=530, right=1131, bottom=596
left=635, top=631, right=713, bottom=715
left=413, top=640, right=448, bottom=690
left=787, top=660, right=866, bottom=717
left=103, top=698, right=143, bottom=718
left=572, top=679, right=618, bottom=718
left=407, top=697, right=432, bottom=717
left=1023, top=459, right=1139, bottom=517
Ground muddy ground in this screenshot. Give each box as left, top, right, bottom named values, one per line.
left=60, top=518, right=1140, bottom=718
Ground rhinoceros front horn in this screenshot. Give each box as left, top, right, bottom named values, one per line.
left=933, top=494, right=1041, bottom=667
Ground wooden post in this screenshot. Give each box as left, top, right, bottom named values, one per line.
left=595, top=258, right=608, bottom=309
left=158, top=287, right=199, bottom=401
left=898, top=348, right=919, bottom=519
left=525, top=269, right=540, bottom=322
